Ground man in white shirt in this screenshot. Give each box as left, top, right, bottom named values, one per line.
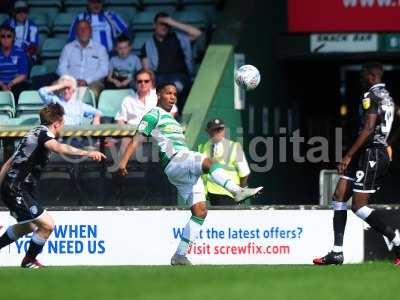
left=57, top=20, right=109, bottom=99
left=115, top=69, right=177, bottom=160
left=115, top=69, right=177, bottom=126
left=39, top=75, right=101, bottom=126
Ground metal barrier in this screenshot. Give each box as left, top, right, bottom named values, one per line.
left=0, top=124, right=177, bottom=206
left=319, top=169, right=340, bottom=206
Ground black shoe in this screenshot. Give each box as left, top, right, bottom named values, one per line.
left=393, top=245, right=400, bottom=258
left=313, top=251, right=344, bottom=265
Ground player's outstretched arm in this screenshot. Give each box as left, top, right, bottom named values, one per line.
left=338, top=113, right=377, bottom=174
left=44, top=140, right=106, bottom=161
left=118, top=133, right=146, bottom=177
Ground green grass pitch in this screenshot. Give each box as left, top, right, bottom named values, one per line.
left=0, top=262, right=399, bottom=300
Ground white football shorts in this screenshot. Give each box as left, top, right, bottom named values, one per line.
left=164, top=151, right=206, bottom=207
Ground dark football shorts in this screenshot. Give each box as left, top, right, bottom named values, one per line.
left=340, top=147, right=390, bottom=194
left=1, top=184, right=45, bottom=223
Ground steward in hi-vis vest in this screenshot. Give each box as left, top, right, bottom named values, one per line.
left=198, top=118, right=251, bottom=206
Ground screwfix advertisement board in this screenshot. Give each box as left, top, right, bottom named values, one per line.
left=288, top=0, right=400, bottom=32
left=0, top=210, right=364, bottom=266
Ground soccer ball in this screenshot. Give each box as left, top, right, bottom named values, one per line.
left=235, top=64, right=261, bottom=91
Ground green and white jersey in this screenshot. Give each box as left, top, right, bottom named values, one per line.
left=137, top=106, right=189, bottom=168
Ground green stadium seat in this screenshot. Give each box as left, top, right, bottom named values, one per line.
left=64, top=0, right=87, bottom=4
left=0, top=114, right=13, bottom=125
left=0, top=91, right=16, bottom=118
left=105, top=7, right=137, bottom=24
left=142, top=5, right=177, bottom=14
left=27, top=0, right=62, bottom=7
left=104, top=0, right=140, bottom=6
left=64, top=6, right=87, bottom=13
left=30, top=64, right=48, bottom=78
left=30, top=13, right=50, bottom=34
left=132, top=33, right=151, bottom=53
left=0, top=14, right=9, bottom=25
left=63, top=0, right=87, bottom=13
left=131, top=11, right=157, bottom=31
left=142, top=0, right=178, bottom=4
left=42, top=59, right=59, bottom=73
left=98, top=89, right=133, bottom=118
left=15, top=114, right=41, bottom=125
left=28, top=7, right=60, bottom=20
left=38, top=33, right=47, bottom=49
left=0, top=115, right=37, bottom=126
left=181, top=0, right=218, bottom=24
left=53, top=13, right=76, bottom=34
left=173, top=11, right=208, bottom=28
left=141, top=0, right=178, bottom=13
left=40, top=37, right=67, bottom=59
left=17, top=91, right=44, bottom=114
left=82, top=88, right=96, bottom=107
left=52, top=32, right=70, bottom=40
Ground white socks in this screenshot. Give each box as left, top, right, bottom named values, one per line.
left=6, top=226, right=19, bottom=241
left=332, top=200, right=347, bottom=211
left=355, top=206, right=373, bottom=220
left=176, top=215, right=204, bottom=256
left=31, top=233, right=47, bottom=246
left=209, top=168, right=241, bottom=194
left=332, top=246, right=343, bottom=253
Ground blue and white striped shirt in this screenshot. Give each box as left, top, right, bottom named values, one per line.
left=0, top=46, right=28, bottom=85
left=2, top=18, right=39, bottom=50
left=38, top=87, right=101, bottom=126
left=68, top=11, right=128, bottom=53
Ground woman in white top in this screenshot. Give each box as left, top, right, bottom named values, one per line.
left=115, top=69, right=177, bottom=160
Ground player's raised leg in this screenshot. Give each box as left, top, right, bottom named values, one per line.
left=202, top=158, right=263, bottom=203
left=351, top=192, right=400, bottom=265
left=313, top=177, right=352, bottom=265
left=20, top=211, right=55, bottom=268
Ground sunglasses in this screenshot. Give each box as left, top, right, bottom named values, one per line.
left=15, top=9, right=28, bottom=14
left=1, top=34, right=12, bottom=39
left=137, top=80, right=150, bottom=84
left=156, top=22, right=170, bottom=27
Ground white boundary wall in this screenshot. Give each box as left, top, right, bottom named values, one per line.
left=0, top=210, right=364, bottom=266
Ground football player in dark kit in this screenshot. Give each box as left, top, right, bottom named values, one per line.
left=0, top=103, right=105, bottom=268
left=313, top=62, right=400, bottom=265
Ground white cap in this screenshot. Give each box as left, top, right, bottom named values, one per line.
left=14, top=1, right=28, bottom=9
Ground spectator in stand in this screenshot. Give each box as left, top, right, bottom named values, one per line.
left=116, top=69, right=177, bottom=126
left=39, top=74, right=101, bottom=126
left=115, top=69, right=177, bottom=158
left=68, top=0, right=129, bottom=53
left=58, top=20, right=109, bottom=99
left=106, top=35, right=141, bottom=89
left=2, top=1, right=39, bottom=65
left=141, top=12, right=202, bottom=111
left=198, top=118, right=251, bottom=206
left=0, top=25, right=29, bottom=103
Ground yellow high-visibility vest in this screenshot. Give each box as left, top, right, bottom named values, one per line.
left=198, top=139, right=241, bottom=197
